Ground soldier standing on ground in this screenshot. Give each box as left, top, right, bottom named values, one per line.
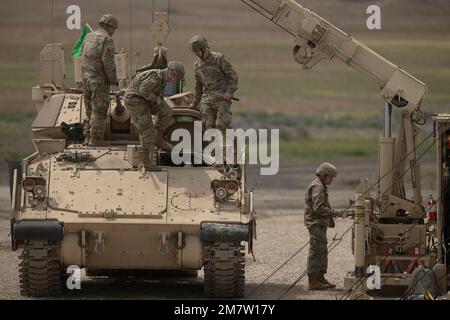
left=188, top=36, right=239, bottom=136
left=304, top=162, right=340, bottom=290
left=81, top=14, right=119, bottom=146
left=124, top=61, right=185, bottom=170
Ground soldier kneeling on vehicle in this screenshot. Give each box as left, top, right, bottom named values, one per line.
left=124, top=61, right=185, bottom=170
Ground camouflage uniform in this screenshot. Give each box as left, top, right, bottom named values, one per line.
left=81, top=26, right=117, bottom=142
left=192, top=51, right=238, bottom=133
left=304, top=177, right=335, bottom=276
left=124, top=69, right=173, bottom=153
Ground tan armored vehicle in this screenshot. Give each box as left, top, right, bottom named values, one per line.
left=9, top=38, right=255, bottom=298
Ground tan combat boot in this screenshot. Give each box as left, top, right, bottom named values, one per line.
left=154, top=131, right=173, bottom=152
left=88, top=138, right=108, bottom=147
left=83, top=133, right=90, bottom=146
left=87, top=137, right=99, bottom=146
left=139, top=150, right=160, bottom=171
left=308, top=273, right=329, bottom=290
left=318, top=273, right=336, bottom=289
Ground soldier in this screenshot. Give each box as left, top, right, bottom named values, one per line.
left=304, top=162, right=339, bottom=290
left=81, top=14, right=119, bottom=146
left=124, top=61, right=185, bottom=170
left=188, top=36, right=239, bottom=135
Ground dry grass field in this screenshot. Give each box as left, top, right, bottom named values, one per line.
left=0, top=0, right=449, bottom=182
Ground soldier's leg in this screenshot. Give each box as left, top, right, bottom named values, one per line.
left=89, top=81, right=110, bottom=144
left=153, top=100, right=174, bottom=132
left=317, top=226, right=335, bottom=288
left=317, top=226, right=328, bottom=273
left=127, top=97, right=156, bottom=168
left=127, top=98, right=156, bottom=153
left=216, top=101, right=233, bottom=161
left=152, top=100, right=175, bottom=151
left=215, top=101, right=232, bottom=134
left=307, top=225, right=328, bottom=275
left=82, top=79, right=93, bottom=144
left=200, top=102, right=217, bottom=131
left=307, top=225, right=329, bottom=290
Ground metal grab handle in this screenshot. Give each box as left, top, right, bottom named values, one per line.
left=158, top=233, right=169, bottom=255
left=94, top=232, right=106, bottom=254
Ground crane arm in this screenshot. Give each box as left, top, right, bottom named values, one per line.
left=243, top=0, right=428, bottom=218
left=242, top=0, right=427, bottom=115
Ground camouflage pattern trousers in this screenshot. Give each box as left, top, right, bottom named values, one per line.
left=82, top=79, right=110, bottom=141
left=307, top=224, right=328, bottom=275
left=200, top=98, right=232, bottom=134
left=125, top=95, right=173, bottom=152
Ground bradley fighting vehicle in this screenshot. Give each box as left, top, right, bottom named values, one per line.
left=8, top=8, right=255, bottom=298
left=243, top=0, right=449, bottom=294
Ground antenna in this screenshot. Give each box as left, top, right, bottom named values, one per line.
left=129, top=0, right=133, bottom=76
left=51, top=0, right=54, bottom=85
left=150, top=0, right=171, bottom=46
left=149, top=0, right=171, bottom=72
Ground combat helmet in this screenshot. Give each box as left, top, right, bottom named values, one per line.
left=99, top=14, right=119, bottom=30
left=189, top=35, right=208, bottom=52
left=168, top=61, right=185, bottom=81
left=316, top=162, right=338, bottom=177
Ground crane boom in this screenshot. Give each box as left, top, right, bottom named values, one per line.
left=243, top=0, right=427, bottom=218
left=243, top=0, right=427, bottom=113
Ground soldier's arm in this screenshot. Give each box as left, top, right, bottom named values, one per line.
left=192, top=69, right=203, bottom=108
left=219, top=55, right=239, bottom=96
left=102, top=38, right=118, bottom=84
left=136, top=63, right=153, bottom=74
left=139, top=74, right=161, bottom=105
left=311, top=186, right=334, bottom=219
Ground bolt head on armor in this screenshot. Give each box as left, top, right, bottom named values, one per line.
left=316, top=162, right=338, bottom=177
left=99, top=14, right=119, bottom=30
left=189, top=35, right=208, bottom=52
left=168, top=61, right=185, bottom=81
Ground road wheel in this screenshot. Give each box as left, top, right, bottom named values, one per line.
left=19, top=245, right=63, bottom=297
left=203, top=242, right=245, bottom=298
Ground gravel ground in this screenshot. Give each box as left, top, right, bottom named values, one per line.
left=0, top=185, right=354, bottom=300
left=0, top=159, right=438, bottom=300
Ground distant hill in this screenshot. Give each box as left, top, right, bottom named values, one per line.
left=0, top=0, right=449, bottom=180
left=1, top=0, right=449, bottom=62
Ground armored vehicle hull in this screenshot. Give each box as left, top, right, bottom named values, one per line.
left=11, top=78, right=255, bottom=298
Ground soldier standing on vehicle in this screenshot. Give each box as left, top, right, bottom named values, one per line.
left=81, top=14, right=118, bottom=146
left=124, top=61, right=185, bottom=170
left=188, top=36, right=239, bottom=135
left=304, top=162, right=340, bottom=290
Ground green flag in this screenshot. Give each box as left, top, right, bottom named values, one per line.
left=72, top=24, right=93, bottom=57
